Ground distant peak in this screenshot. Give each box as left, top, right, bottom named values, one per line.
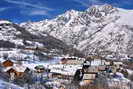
left=87, top=4, right=114, bottom=11
left=86, top=4, right=117, bottom=17
left=59, top=9, right=79, bottom=17
left=0, top=19, right=11, bottom=24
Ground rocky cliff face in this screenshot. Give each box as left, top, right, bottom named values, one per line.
left=20, top=5, right=133, bottom=59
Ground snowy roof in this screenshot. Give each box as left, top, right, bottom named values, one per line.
left=0, top=59, right=16, bottom=64
left=50, top=69, right=76, bottom=76
left=35, top=65, right=44, bottom=69
left=83, top=61, right=91, bottom=65
left=83, top=74, right=96, bottom=80
left=13, top=64, right=27, bottom=72
left=49, top=64, right=82, bottom=76
left=91, top=60, right=102, bottom=66
left=3, top=67, right=13, bottom=72
left=4, top=64, right=27, bottom=72
left=113, top=62, right=123, bottom=65
left=66, top=60, right=84, bottom=65
left=126, top=69, right=133, bottom=75
left=48, top=64, right=83, bottom=70
left=0, top=58, right=5, bottom=63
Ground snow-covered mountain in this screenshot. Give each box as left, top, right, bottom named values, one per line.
left=0, top=20, right=84, bottom=61
left=21, top=4, right=133, bottom=59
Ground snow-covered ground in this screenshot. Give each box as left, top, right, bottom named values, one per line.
left=0, top=80, right=24, bottom=89
left=107, top=72, right=131, bottom=89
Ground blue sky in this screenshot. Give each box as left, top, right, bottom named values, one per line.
left=0, top=0, right=133, bottom=23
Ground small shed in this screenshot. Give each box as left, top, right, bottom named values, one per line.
left=84, top=66, right=99, bottom=73
left=51, top=73, right=73, bottom=80
left=82, top=66, right=98, bottom=84
left=7, top=68, right=21, bottom=77
left=113, top=62, right=123, bottom=68
left=35, top=65, right=45, bottom=73
left=2, top=60, right=14, bottom=67
left=98, top=65, right=106, bottom=71
left=50, top=68, right=75, bottom=80
left=82, top=73, right=96, bottom=80
left=5, top=65, right=27, bottom=78
left=105, top=61, right=111, bottom=66
left=81, top=73, right=97, bottom=85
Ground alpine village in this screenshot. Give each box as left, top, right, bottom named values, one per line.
left=0, top=4, right=133, bottom=89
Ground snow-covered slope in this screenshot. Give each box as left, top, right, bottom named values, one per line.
left=0, top=20, right=84, bottom=61
left=0, top=79, right=24, bottom=89
left=21, top=4, right=133, bottom=59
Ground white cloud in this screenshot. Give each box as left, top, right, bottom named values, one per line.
left=4, top=0, right=53, bottom=16
left=24, top=10, right=49, bottom=16
left=29, top=10, right=48, bottom=15
left=20, top=9, right=51, bottom=16
left=4, top=0, right=53, bottom=11
left=0, top=7, right=9, bottom=12
left=73, top=0, right=89, bottom=7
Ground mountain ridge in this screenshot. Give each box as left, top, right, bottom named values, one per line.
left=1, top=4, right=133, bottom=60
left=20, top=4, right=133, bottom=60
